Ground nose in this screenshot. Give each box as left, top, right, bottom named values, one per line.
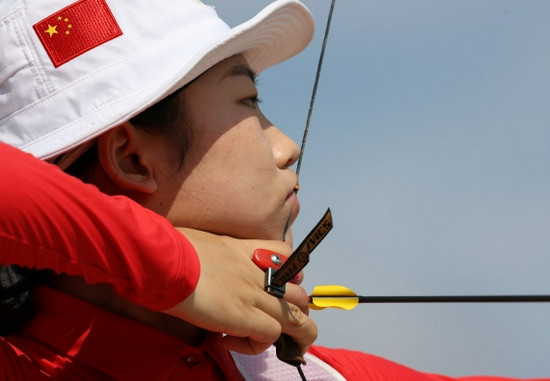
left=265, top=119, right=300, bottom=169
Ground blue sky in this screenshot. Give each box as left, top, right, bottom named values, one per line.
left=212, top=1, right=550, bottom=377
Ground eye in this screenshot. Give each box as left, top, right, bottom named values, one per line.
left=242, top=95, right=261, bottom=109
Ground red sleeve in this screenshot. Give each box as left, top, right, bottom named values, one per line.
left=0, top=338, right=51, bottom=381
left=0, top=142, right=200, bottom=311
left=308, top=345, right=549, bottom=381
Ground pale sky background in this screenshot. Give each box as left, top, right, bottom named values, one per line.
left=212, top=1, right=550, bottom=378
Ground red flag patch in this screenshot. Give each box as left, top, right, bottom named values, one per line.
left=33, top=0, right=123, bottom=68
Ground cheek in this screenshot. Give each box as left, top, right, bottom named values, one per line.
left=164, top=119, right=284, bottom=236
left=168, top=162, right=282, bottom=237
left=206, top=126, right=275, bottom=183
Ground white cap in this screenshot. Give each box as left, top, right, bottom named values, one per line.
left=0, top=0, right=314, bottom=161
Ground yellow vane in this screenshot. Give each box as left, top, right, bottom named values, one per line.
left=309, top=285, right=359, bottom=310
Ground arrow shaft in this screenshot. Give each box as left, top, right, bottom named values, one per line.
left=311, top=295, right=550, bottom=303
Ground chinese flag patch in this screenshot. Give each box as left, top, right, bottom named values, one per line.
left=33, top=0, right=123, bottom=67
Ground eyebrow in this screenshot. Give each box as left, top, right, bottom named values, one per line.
left=220, top=63, right=258, bottom=84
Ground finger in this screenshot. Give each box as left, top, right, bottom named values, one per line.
left=284, top=283, right=310, bottom=315
left=246, top=240, right=293, bottom=259
left=289, top=270, right=304, bottom=285
left=277, top=303, right=318, bottom=354
left=253, top=296, right=318, bottom=354
left=224, top=303, right=317, bottom=356
left=222, top=335, right=272, bottom=355
left=223, top=301, right=282, bottom=346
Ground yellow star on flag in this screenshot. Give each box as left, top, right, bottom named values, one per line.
left=45, top=24, right=58, bottom=37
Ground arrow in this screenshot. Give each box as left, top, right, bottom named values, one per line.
left=309, top=285, right=550, bottom=310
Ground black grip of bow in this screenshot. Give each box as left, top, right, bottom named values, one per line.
left=276, top=334, right=307, bottom=367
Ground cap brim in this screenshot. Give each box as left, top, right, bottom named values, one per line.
left=157, top=1, right=315, bottom=106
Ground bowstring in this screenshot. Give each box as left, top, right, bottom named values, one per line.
left=297, top=365, right=307, bottom=381
left=295, top=0, right=336, bottom=177
left=289, top=1, right=336, bottom=380
left=282, top=0, right=336, bottom=243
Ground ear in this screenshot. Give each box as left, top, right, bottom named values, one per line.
left=97, top=122, right=158, bottom=194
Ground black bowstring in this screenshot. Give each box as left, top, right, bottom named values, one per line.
left=297, top=365, right=307, bottom=381
left=292, top=1, right=336, bottom=380
left=296, top=0, right=336, bottom=178
left=282, top=0, right=336, bottom=243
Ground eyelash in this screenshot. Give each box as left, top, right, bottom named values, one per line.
left=242, top=95, right=261, bottom=109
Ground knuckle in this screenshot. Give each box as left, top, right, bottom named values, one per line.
left=285, top=284, right=310, bottom=314
left=286, top=303, right=308, bottom=327
left=249, top=340, right=271, bottom=355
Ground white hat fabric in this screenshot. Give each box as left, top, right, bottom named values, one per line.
left=0, top=0, right=314, bottom=161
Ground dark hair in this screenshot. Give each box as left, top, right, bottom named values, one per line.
left=129, top=84, right=195, bottom=170
left=67, top=85, right=194, bottom=178
left=0, top=86, right=194, bottom=336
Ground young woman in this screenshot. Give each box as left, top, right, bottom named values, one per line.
left=0, top=141, right=313, bottom=355
left=1, top=0, right=317, bottom=379
left=1, top=0, right=548, bottom=380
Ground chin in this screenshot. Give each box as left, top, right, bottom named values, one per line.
left=228, top=221, right=288, bottom=241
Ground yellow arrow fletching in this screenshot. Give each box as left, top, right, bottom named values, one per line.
left=311, top=285, right=357, bottom=297
left=310, top=297, right=359, bottom=310
left=309, top=285, right=359, bottom=310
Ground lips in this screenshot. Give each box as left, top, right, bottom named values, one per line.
left=288, top=188, right=300, bottom=220
left=287, top=184, right=299, bottom=200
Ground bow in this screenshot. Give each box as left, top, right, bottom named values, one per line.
left=255, top=1, right=337, bottom=379
left=259, top=0, right=550, bottom=376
